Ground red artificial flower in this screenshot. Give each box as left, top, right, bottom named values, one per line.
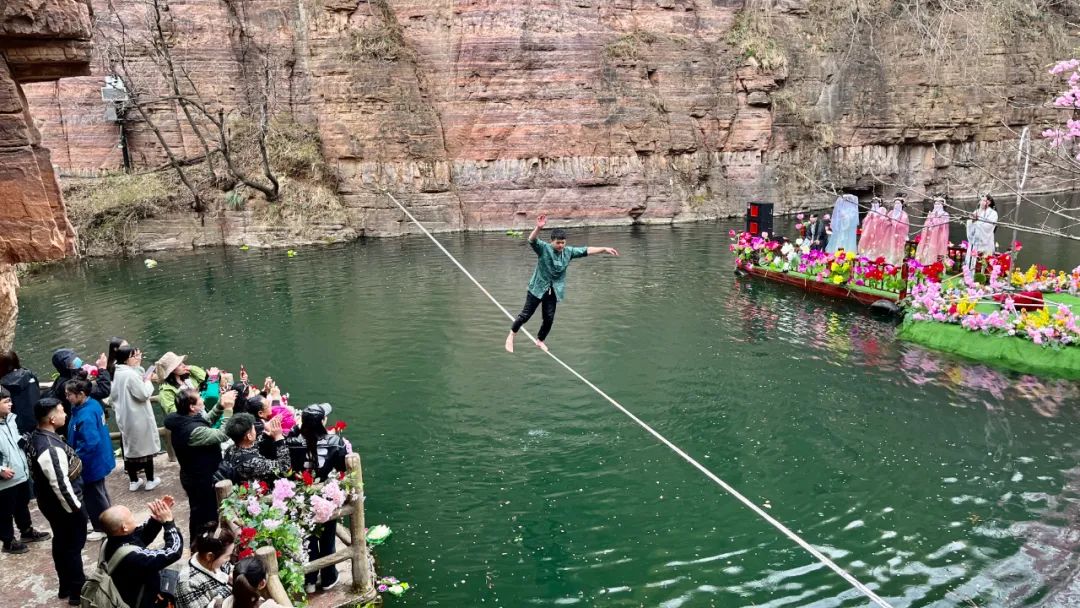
left=332, top=420, right=347, bottom=432
left=874, top=256, right=885, bottom=265
left=276, top=550, right=282, bottom=558
left=302, top=470, right=314, bottom=486
left=258, top=481, right=269, bottom=495
left=240, top=527, right=257, bottom=543
left=338, top=471, right=347, bottom=481
left=238, top=547, right=255, bottom=559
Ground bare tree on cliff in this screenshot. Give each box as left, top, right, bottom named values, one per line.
left=96, top=0, right=280, bottom=209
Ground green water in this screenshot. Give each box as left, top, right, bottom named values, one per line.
left=12, top=220, right=1080, bottom=607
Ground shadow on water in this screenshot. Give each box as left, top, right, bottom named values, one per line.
left=11, top=210, right=1080, bottom=607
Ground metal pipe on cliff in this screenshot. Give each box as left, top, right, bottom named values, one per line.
left=1012, top=126, right=1031, bottom=264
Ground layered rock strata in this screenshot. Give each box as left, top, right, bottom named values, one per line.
left=0, top=0, right=90, bottom=347
left=21, top=0, right=1076, bottom=242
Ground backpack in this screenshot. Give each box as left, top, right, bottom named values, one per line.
left=212, top=458, right=240, bottom=484
left=212, top=448, right=256, bottom=484
left=80, top=545, right=139, bottom=608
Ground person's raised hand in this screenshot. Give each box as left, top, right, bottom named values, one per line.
left=266, top=415, right=284, bottom=440
left=208, top=366, right=220, bottom=381
left=221, top=390, right=238, bottom=411
left=536, top=214, right=547, bottom=228
left=269, top=385, right=282, bottom=401
left=161, top=495, right=175, bottom=509
left=95, top=352, right=108, bottom=369
left=605, top=247, right=619, bottom=256
left=263, top=377, right=275, bottom=393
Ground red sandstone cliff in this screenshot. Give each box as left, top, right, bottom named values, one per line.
left=20, top=0, right=1078, bottom=242
left=1, top=0, right=90, bottom=346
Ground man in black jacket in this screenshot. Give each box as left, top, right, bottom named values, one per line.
left=26, top=398, right=87, bottom=605
left=807, top=213, right=830, bottom=251
left=99, top=496, right=184, bottom=608
left=163, top=387, right=235, bottom=539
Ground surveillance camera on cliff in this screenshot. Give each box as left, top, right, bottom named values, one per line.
left=101, top=75, right=129, bottom=123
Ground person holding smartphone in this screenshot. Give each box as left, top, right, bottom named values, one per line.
left=111, top=346, right=161, bottom=491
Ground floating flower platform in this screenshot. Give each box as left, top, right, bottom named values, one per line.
left=731, top=230, right=1080, bottom=378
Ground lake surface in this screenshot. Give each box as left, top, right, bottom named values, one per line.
left=13, top=214, right=1080, bottom=607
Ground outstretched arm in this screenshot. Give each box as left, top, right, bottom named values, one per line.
left=528, top=214, right=546, bottom=243
left=585, top=247, right=619, bottom=256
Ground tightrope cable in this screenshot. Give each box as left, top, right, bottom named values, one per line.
left=384, top=191, right=895, bottom=608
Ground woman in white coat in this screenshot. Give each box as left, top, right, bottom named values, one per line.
left=110, top=346, right=161, bottom=491
left=965, top=194, right=999, bottom=270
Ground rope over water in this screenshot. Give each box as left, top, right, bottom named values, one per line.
left=384, top=191, right=895, bottom=608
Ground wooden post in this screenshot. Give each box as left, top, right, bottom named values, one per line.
left=345, top=453, right=375, bottom=599
left=214, top=480, right=234, bottom=529
left=256, top=546, right=294, bottom=607
left=161, top=428, right=176, bottom=462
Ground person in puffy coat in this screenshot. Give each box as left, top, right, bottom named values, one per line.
left=0, top=350, right=41, bottom=435
left=65, top=377, right=116, bottom=537
left=47, top=348, right=111, bottom=437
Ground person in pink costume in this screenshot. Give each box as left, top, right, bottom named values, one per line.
left=915, top=197, right=951, bottom=264
left=883, top=198, right=910, bottom=265
left=858, top=197, right=887, bottom=258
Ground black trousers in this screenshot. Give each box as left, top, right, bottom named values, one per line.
left=83, top=478, right=112, bottom=532
left=0, top=480, right=33, bottom=544
left=125, top=456, right=154, bottom=482
left=511, top=289, right=558, bottom=341
left=39, top=501, right=87, bottom=598
left=182, top=475, right=219, bottom=541
left=305, top=522, right=339, bottom=586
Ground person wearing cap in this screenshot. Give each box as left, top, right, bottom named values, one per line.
left=111, top=346, right=161, bottom=491
left=295, top=403, right=347, bottom=593
left=153, top=352, right=221, bottom=416
left=46, top=348, right=111, bottom=437
left=164, top=387, right=237, bottom=539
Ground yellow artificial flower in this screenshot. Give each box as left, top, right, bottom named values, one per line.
left=832, top=275, right=844, bottom=284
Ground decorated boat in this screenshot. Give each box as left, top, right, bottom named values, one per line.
left=730, top=227, right=1080, bottom=379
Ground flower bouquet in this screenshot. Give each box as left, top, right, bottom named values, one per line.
left=220, top=472, right=359, bottom=604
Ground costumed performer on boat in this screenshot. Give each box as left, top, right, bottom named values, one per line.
left=826, top=194, right=860, bottom=255
left=965, top=194, right=998, bottom=270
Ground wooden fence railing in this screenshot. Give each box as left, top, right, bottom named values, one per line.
left=214, top=453, right=377, bottom=606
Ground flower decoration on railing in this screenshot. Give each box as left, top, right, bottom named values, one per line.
left=220, top=470, right=361, bottom=604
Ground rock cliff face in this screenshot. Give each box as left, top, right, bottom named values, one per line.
left=21, top=0, right=1076, bottom=242
left=1, top=0, right=90, bottom=347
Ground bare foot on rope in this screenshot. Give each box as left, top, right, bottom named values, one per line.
left=535, top=339, right=549, bottom=352
left=505, top=332, right=515, bottom=353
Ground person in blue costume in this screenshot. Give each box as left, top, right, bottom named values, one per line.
left=826, top=194, right=860, bottom=255
left=505, top=214, right=620, bottom=353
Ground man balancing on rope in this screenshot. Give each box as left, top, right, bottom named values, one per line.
left=505, top=214, right=619, bottom=353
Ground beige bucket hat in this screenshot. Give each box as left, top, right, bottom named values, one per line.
left=154, top=351, right=187, bottom=382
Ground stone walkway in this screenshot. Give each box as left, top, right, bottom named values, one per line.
left=0, top=454, right=365, bottom=608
